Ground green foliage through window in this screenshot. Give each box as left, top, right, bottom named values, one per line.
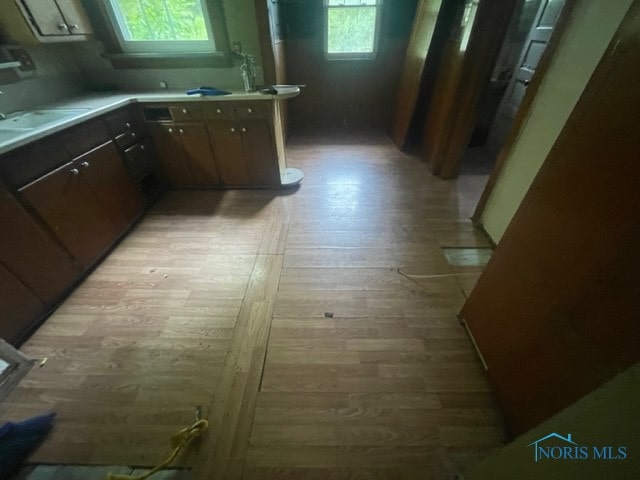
left=111, top=0, right=209, bottom=42
left=327, top=6, right=377, bottom=54
left=325, top=1, right=381, bottom=59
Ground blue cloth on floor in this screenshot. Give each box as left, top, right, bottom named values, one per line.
left=0, top=412, right=56, bottom=477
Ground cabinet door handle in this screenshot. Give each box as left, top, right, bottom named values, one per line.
left=230, top=127, right=236, bottom=133
left=247, top=108, right=253, bottom=114
left=140, top=145, right=145, bottom=151
left=80, top=161, right=90, bottom=168
left=168, top=128, right=173, bottom=133
left=69, top=24, right=78, bottom=30
left=182, top=108, right=188, bottom=114
left=241, top=127, right=247, bottom=133
left=125, top=122, right=131, bottom=128
left=179, top=128, right=184, bottom=134
left=216, top=108, right=222, bottom=114
left=70, top=168, right=80, bottom=176
left=131, top=132, right=136, bottom=138
left=58, top=23, right=68, bottom=30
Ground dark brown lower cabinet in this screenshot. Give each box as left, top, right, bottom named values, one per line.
left=206, top=121, right=250, bottom=186
left=0, top=263, right=43, bottom=344
left=79, top=141, right=144, bottom=231
left=150, top=122, right=220, bottom=187
left=19, top=141, right=143, bottom=268
left=207, top=120, right=280, bottom=187
left=0, top=187, right=80, bottom=304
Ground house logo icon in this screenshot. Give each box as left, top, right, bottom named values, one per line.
left=527, top=433, right=580, bottom=462
left=527, top=433, right=628, bottom=462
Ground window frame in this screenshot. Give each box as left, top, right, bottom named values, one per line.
left=87, top=0, right=232, bottom=68
left=323, top=0, right=384, bottom=61
left=103, top=0, right=216, bottom=54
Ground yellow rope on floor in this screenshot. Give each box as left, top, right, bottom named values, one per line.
left=106, top=419, right=209, bottom=480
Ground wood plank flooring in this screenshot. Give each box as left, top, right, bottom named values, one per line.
left=1, top=135, right=502, bottom=479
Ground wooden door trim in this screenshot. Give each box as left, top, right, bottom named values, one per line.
left=428, top=0, right=519, bottom=179
left=255, top=0, right=277, bottom=86
left=471, top=0, right=576, bottom=225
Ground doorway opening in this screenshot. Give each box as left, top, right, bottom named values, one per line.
left=459, top=0, right=565, bottom=177
left=460, top=0, right=565, bottom=182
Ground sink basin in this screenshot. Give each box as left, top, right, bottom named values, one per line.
left=0, top=108, right=90, bottom=131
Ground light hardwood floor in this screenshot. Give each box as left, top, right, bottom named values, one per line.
left=2, top=135, right=503, bottom=479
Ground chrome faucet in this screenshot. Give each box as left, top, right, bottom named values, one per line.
left=241, top=54, right=256, bottom=92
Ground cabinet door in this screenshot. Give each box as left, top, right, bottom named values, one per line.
left=19, top=161, right=117, bottom=267
left=0, top=188, right=80, bottom=304
left=0, top=263, right=43, bottom=345
left=177, top=123, right=221, bottom=186
left=150, top=123, right=194, bottom=186
left=241, top=121, right=281, bottom=186
left=21, top=0, right=67, bottom=36
left=79, top=141, right=144, bottom=232
left=55, top=0, right=93, bottom=34
left=207, top=121, right=249, bottom=186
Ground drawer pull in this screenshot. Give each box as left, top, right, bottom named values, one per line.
left=247, top=108, right=253, bottom=114
left=140, top=145, right=145, bottom=151
left=168, top=128, right=173, bottom=133
left=179, top=128, right=184, bottom=134
left=80, top=161, right=90, bottom=168
left=69, top=24, right=78, bottom=30
left=70, top=168, right=80, bottom=176
left=241, top=127, right=247, bottom=133
left=230, top=127, right=236, bottom=133
left=216, top=108, right=222, bottom=114
left=131, top=132, right=136, bottom=138
left=182, top=108, right=188, bottom=114
left=58, top=23, right=68, bottom=30
left=125, top=122, right=131, bottom=128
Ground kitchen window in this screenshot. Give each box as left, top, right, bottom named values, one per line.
left=104, top=0, right=216, bottom=54
left=324, top=0, right=383, bottom=60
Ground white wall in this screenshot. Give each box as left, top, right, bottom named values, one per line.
left=480, top=0, right=633, bottom=243
left=464, top=362, right=640, bottom=479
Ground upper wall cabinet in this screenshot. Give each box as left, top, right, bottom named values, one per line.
left=0, top=0, right=93, bottom=44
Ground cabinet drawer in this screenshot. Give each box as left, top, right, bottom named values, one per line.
left=236, top=103, right=270, bottom=120
left=3, top=137, right=70, bottom=188
left=105, top=109, right=142, bottom=136
left=123, top=140, right=154, bottom=181
left=203, top=103, right=236, bottom=120
left=170, top=105, right=204, bottom=121
left=62, top=121, right=110, bottom=158
left=115, top=128, right=141, bottom=150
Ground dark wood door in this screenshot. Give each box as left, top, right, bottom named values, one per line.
left=150, top=123, right=194, bottom=186
left=0, top=187, right=80, bottom=304
left=79, top=141, right=144, bottom=232
left=488, top=0, right=565, bottom=150
left=19, top=161, right=117, bottom=267
left=390, top=0, right=445, bottom=149
left=241, top=121, right=280, bottom=187
left=0, top=262, right=43, bottom=345
left=176, top=123, right=221, bottom=186
left=207, top=121, right=249, bottom=186
left=461, top=4, right=640, bottom=434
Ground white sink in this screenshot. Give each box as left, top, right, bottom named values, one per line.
left=0, top=108, right=90, bottom=131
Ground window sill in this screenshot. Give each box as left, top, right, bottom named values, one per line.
left=107, top=52, right=232, bottom=69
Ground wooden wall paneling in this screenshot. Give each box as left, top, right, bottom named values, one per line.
left=460, top=1, right=640, bottom=434
left=390, top=0, right=443, bottom=149
left=423, top=0, right=518, bottom=179
left=284, top=0, right=418, bottom=133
